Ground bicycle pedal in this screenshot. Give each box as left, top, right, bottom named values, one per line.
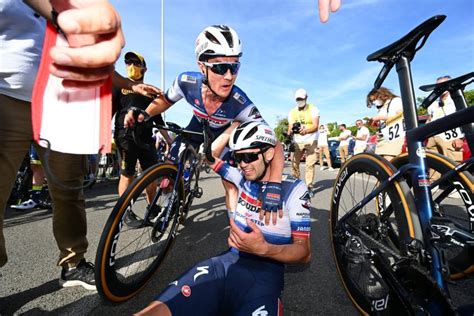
left=193, top=187, right=203, bottom=198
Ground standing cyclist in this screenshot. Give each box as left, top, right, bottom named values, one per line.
left=135, top=121, right=311, bottom=316
left=124, top=25, right=285, bottom=222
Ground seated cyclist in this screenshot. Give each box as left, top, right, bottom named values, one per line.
left=124, top=25, right=285, bottom=223
left=135, top=121, right=312, bottom=316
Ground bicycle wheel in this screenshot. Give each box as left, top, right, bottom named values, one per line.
left=330, top=153, right=421, bottom=314
left=392, top=151, right=474, bottom=279
left=95, top=163, right=184, bottom=302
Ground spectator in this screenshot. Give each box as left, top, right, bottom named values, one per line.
left=425, top=75, right=459, bottom=161
left=113, top=52, right=172, bottom=224
left=367, top=87, right=404, bottom=160
left=338, top=124, right=352, bottom=164
left=317, top=124, right=334, bottom=171
left=353, top=119, right=370, bottom=154
left=1, top=0, right=125, bottom=291
left=135, top=122, right=311, bottom=316
left=10, top=145, right=50, bottom=210
left=287, top=88, right=320, bottom=189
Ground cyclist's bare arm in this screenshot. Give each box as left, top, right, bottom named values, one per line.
left=124, top=96, right=172, bottom=128
left=228, top=218, right=311, bottom=264
left=211, top=121, right=240, bottom=158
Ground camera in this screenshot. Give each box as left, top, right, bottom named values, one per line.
left=292, top=122, right=302, bottom=134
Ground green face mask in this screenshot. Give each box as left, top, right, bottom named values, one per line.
left=127, top=65, right=143, bottom=80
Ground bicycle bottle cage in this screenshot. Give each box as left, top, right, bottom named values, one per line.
left=367, top=15, right=446, bottom=89
left=419, top=72, right=474, bottom=109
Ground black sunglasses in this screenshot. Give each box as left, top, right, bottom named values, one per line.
left=232, top=149, right=268, bottom=164
left=125, top=59, right=143, bottom=66
left=202, top=62, right=240, bottom=75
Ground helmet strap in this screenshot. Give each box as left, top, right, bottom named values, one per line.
left=202, top=67, right=220, bottom=97
left=255, top=149, right=270, bottom=181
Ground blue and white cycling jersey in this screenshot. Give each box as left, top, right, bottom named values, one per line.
left=165, top=71, right=265, bottom=130
left=214, top=161, right=312, bottom=244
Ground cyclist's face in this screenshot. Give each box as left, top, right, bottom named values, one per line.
left=199, top=56, right=240, bottom=98
left=235, top=148, right=272, bottom=181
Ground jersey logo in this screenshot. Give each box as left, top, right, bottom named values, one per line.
left=181, top=74, right=197, bottom=83
left=252, top=305, right=268, bottom=316
left=169, top=280, right=178, bottom=286
left=249, top=106, right=262, bottom=119
left=233, top=92, right=246, bottom=104
left=193, top=266, right=209, bottom=282
left=181, top=285, right=192, bottom=297
left=300, top=191, right=311, bottom=201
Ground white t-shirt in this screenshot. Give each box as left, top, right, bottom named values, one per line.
left=428, top=95, right=456, bottom=121
left=288, top=104, right=320, bottom=143
left=339, top=129, right=352, bottom=146
left=0, top=1, right=46, bottom=102
left=355, top=126, right=370, bottom=148
left=377, top=97, right=403, bottom=118
left=318, top=129, right=328, bottom=147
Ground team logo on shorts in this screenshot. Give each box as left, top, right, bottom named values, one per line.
left=181, top=285, right=192, bottom=297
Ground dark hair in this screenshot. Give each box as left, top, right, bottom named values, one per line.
left=339, top=124, right=346, bottom=128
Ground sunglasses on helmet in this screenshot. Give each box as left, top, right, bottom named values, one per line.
left=202, top=62, right=240, bottom=75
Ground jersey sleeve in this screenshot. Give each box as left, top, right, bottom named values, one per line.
left=212, top=160, right=244, bottom=187
left=234, top=103, right=266, bottom=124
left=286, top=181, right=311, bottom=239
left=164, top=73, right=185, bottom=104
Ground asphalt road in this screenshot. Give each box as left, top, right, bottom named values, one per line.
left=0, top=163, right=357, bottom=315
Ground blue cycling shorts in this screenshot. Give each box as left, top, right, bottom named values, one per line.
left=156, top=249, right=284, bottom=316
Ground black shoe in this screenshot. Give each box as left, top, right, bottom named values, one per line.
left=59, top=259, right=96, bottom=291
left=123, top=210, right=143, bottom=228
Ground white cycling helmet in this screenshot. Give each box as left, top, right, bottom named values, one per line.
left=229, top=121, right=277, bottom=151
left=195, top=25, right=242, bottom=61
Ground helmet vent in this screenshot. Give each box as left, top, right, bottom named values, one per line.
left=204, top=31, right=220, bottom=45
left=222, top=31, right=234, bottom=48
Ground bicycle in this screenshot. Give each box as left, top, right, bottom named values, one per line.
left=95, top=118, right=214, bottom=302
left=330, top=15, right=473, bottom=314
left=391, top=72, right=474, bottom=280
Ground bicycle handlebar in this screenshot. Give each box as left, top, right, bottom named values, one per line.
left=155, top=120, right=215, bottom=163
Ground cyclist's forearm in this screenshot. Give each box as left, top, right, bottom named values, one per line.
left=211, top=121, right=239, bottom=158
left=145, top=97, right=172, bottom=117
left=262, top=238, right=311, bottom=264
left=269, top=142, right=284, bottom=183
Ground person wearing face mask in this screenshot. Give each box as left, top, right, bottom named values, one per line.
left=425, top=76, right=461, bottom=161
left=287, top=89, right=320, bottom=189
left=112, top=52, right=172, bottom=220
left=366, top=87, right=404, bottom=161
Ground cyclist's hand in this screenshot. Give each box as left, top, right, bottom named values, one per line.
left=124, top=108, right=146, bottom=128
left=318, top=0, right=341, bottom=23
left=259, top=182, right=283, bottom=225
left=228, top=218, right=268, bottom=256
left=49, top=1, right=125, bottom=89
left=132, top=83, right=162, bottom=98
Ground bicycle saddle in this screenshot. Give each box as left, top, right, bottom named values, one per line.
left=367, top=15, right=446, bottom=63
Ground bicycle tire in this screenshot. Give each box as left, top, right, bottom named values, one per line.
left=330, top=153, right=421, bottom=314
left=391, top=151, right=474, bottom=279
left=95, top=163, right=184, bottom=302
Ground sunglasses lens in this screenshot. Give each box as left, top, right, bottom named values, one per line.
left=233, top=152, right=259, bottom=164
left=126, top=59, right=141, bottom=66
left=208, top=63, right=240, bottom=75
